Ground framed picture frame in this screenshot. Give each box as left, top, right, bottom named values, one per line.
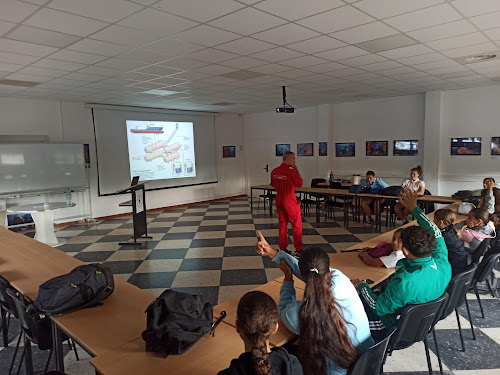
left=319, top=142, right=327, bottom=156
left=366, top=141, right=388, bottom=156
left=491, top=137, right=500, bottom=155
left=393, top=140, right=418, bottom=156
left=297, top=143, right=314, bottom=156
left=275, top=144, right=291, bottom=156
left=451, top=137, right=482, bottom=155
left=223, top=146, right=235, bottom=158
left=335, top=142, right=355, bottom=157
left=83, top=143, right=91, bottom=166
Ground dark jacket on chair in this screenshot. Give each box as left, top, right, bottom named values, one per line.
left=441, top=225, right=468, bottom=277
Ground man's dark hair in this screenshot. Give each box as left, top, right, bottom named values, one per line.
left=366, top=170, right=375, bottom=177
left=484, top=177, right=496, bottom=183
left=400, top=226, right=435, bottom=258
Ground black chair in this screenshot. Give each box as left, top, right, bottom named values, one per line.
left=382, top=293, right=448, bottom=375
left=469, top=248, right=500, bottom=319
left=257, top=189, right=275, bottom=212
left=417, top=189, right=435, bottom=214
left=432, top=264, right=477, bottom=374
left=470, top=238, right=491, bottom=265
left=0, top=275, right=19, bottom=348
left=347, top=330, right=395, bottom=375
left=6, top=288, right=79, bottom=375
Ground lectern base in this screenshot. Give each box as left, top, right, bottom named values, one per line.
left=119, top=235, right=153, bottom=246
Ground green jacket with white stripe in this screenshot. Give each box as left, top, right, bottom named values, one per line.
left=357, top=206, right=452, bottom=329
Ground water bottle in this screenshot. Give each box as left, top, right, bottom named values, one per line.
left=329, top=172, right=334, bottom=183
left=65, top=189, right=72, bottom=207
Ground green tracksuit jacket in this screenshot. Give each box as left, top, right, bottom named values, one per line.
left=357, top=206, right=452, bottom=329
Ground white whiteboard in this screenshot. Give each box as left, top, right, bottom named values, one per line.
left=0, top=144, right=86, bottom=195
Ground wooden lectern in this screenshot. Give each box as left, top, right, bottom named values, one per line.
left=115, top=183, right=152, bottom=246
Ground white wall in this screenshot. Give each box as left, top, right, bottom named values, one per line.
left=0, top=97, right=245, bottom=222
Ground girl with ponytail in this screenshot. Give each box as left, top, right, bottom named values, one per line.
left=256, top=232, right=373, bottom=375
left=395, top=165, right=425, bottom=224
left=218, top=291, right=303, bottom=375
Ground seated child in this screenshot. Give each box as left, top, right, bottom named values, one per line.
left=477, top=177, right=500, bottom=214
left=490, top=212, right=500, bottom=248
left=218, top=291, right=303, bottom=375
left=256, top=233, right=373, bottom=375
left=455, top=207, right=496, bottom=254
left=433, top=209, right=467, bottom=276
left=358, top=228, right=405, bottom=268
left=352, top=191, right=452, bottom=342
left=356, top=170, right=389, bottom=224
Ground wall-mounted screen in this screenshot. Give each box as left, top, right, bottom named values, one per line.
left=335, top=142, right=355, bottom=157
left=451, top=137, right=482, bottom=155
left=366, top=141, right=388, bottom=156
left=394, top=140, right=418, bottom=156
left=492, top=137, right=500, bottom=155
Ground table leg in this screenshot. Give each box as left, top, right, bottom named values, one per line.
left=269, top=195, right=273, bottom=217
left=31, top=210, right=61, bottom=246
left=250, top=188, right=254, bottom=213
left=52, top=320, right=64, bottom=372
left=344, top=195, right=349, bottom=228
left=315, top=194, right=320, bottom=223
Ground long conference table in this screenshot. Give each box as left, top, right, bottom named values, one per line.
left=0, top=201, right=463, bottom=374
left=250, top=184, right=459, bottom=231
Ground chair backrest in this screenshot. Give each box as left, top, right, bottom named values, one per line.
left=389, top=293, right=448, bottom=351
left=442, top=264, right=477, bottom=318
left=0, top=276, right=19, bottom=318
left=474, top=251, right=500, bottom=285
left=311, top=178, right=326, bottom=188
left=347, top=330, right=395, bottom=375
left=6, top=288, right=36, bottom=342
left=470, top=238, right=491, bottom=265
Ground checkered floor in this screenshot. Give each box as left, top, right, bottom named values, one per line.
left=3, top=196, right=500, bottom=375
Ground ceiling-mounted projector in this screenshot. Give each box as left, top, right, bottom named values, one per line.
left=276, top=86, right=295, bottom=113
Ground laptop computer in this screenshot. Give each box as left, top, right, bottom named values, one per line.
left=131, top=176, right=139, bottom=186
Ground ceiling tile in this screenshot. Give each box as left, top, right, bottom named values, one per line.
left=302, top=61, right=347, bottom=73
left=297, top=5, right=375, bottom=34
left=187, top=48, right=239, bottom=63
left=47, top=0, right=144, bottom=23
left=274, top=69, right=316, bottom=79
left=0, top=38, right=58, bottom=57
left=143, top=38, right=205, bottom=55
left=425, top=65, right=469, bottom=75
left=426, top=32, right=490, bottom=52
left=248, top=64, right=295, bottom=74
left=77, top=66, right=120, bottom=77
left=442, top=42, right=498, bottom=58
left=5, top=72, right=51, bottom=82
left=407, top=19, right=477, bottom=43
left=254, top=0, right=344, bottom=21
left=67, top=39, right=130, bottom=57
left=134, top=65, right=182, bottom=76
left=118, top=8, right=199, bottom=35
left=378, top=44, right=434, bottom=59
left=286, top=36, right=346, bottom=54
left=413, top=59, right=460, bottom=71
left=0, top=21, right=16, bottom=37
left=250, top=47, right=304, bottom=62
left=16, top=66, right=67, bottom=77
left=469, top=12, right=500, bottom=31
left=90, top=25, right=163, bottom=46
left=192, top=64, right=238, bottom=75
left=331, top=22, right=399, bottom=45
left=208, top=8, right=287, bottom=35
left=357, top=34, right=418, bottom=53
left=219, top=56, right=268, bottom=69
left=48, top=50, right=108, bottom=64
left=0, top=51, right=40, bottom=65
left=360, top=60, right=403, bottom=72
left=153, top=0, right=245, bottom=23
left=338, top=54, right=388, bottom=67
left=0, top=0, right=39, bottom=23
left=32, top=58, right=87, bottom=71
left=396, top=52, right=447, bottom=65
left=315, top=45, right=370, bottom=61
left=6, top=26, right=81, bottom=48
left=484, top=28, right=500, bottom=42
left=23, top=8, right=108, bottom=37
left=279, top=55, right=329, bottom=68
left=353, top=0, right=443, bottom=19
left=0, top=62, right=24, bottom=72
left=119, top=49, right=174, bottom=64
left=96, top=58, right=146, bottom=71
left=215, top=37, right=275, bottom=55
left=255, top=25, right=321, bottom=48
left=452, top=0, right=500, bottom=17
left=384, top=4, right=462, bottom=32
left=172, top=25, right=240, bottom=47
left=168, top=71, right=211, bottom=80
left=157, top=58, right=208, bottom=70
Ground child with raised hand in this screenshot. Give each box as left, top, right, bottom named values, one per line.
left=352, top=190, right=451, bottom=342
left=394, top=166, right=425, bottom=224
left=358, top=228, right=404, bottom=268
left=256, top=232, right=373, bottom=375
left=433, top=208, right=467, bottom=276
left=455, top=207, right=496, bottom=254
left=218, top=291, right=303, bottom=375
left=477, top=177, right=500, bottom=214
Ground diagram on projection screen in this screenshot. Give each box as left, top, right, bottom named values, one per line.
left=126, top=120, right=196, bottom=181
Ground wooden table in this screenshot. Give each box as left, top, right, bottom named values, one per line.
left=90, top=322, right=244, bottom=375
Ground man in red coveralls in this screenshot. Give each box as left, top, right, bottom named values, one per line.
left=271, top=151, right=304, bottom=258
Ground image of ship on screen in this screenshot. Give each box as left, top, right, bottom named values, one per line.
left=129, top=123, right=164, bottom=134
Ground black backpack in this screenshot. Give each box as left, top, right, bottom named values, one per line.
left=379, top=186, right=405, bottom=196
left=34, top=263, right=114, bottom=316
left=142, top=289, right=214, bottom=357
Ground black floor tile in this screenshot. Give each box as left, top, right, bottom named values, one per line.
left=227, top=219, right=254, bottom=225
left=322, top=234, right=361, bottom=243
left=179, top=258, right=223, bottom=271
left=182, top=212, right=206, bottom=216
left=255, top=223, right=280, bottom=230
left=103, top=218, right=129, bottom=223
left=308, top=221, right=342, bottom=228
left=346, top=226, right=382, bottom=234
left=197, top=225, right=227, bottom=232
left=190, top=238, right=226, bottom=248
left=79, top=229, right=114, bottom=236
left=60, top=224, right=94, bottom=231
left=228, top=210, right=251, bottom=215
left=127, top=272, right=176, bottom=289
left=162, top=232, right=196, bottom=240
left=263, top=256, right=278, bottom=268
left=226, top=230, right=259, bottom=238
left=171, top=286, right=219, bottom=306
left=120, top=241, right=159, bottom=250
left=97, top=235, right=134, bottom=243
left=152, top=217, right=178, bottom=222
left=220, top=269, right=267, bottom=286
left=147, top=227, right=172, bottom=233
left=266, top=236, right=286, bottom=246
left=173, top=221, right=202, bottom=227
left=223, top=246, right=257, bottom=257
left=57, top=243, right=90, bottom=253
left=206, top=208, right=229, bottom=212
left=102, top=260, right=142, bottom=274
left=457, top=298, right=500, bottom=328
left=74, top=251, right=114, bottom=263
left=203, top=215, right=228, bottom=220
left=146, top=249, right=188, bottom=259
left=288, top=228, right=319, bottom=235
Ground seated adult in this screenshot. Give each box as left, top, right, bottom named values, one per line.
left=356, top=170, right=389, bottom=224
left=358, top=228, right=405, bottom=268
left=352, top=191, right=451, bottom=342
left=256, top=232, right=373, bottom=375
left=477, top=177, right=500, bottom=214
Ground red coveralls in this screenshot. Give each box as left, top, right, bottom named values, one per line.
left=271, top=163, right=304, bottom=251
